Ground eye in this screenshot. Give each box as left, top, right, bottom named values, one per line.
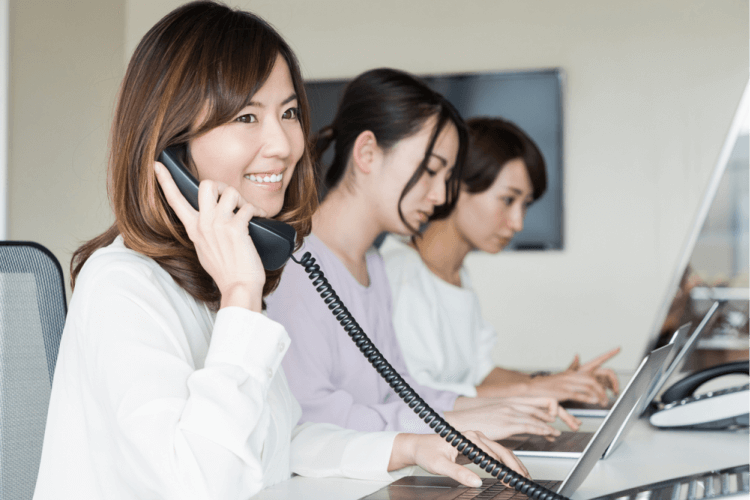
left=235, top=114, right=257, bottom=124
left=500, top=196, right=515, bottom=206
left=282, top=107, right=300, bottom=120
left=424, top=161, right=445, bottom=177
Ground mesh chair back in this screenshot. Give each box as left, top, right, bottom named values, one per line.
left=0, top=242, right=66, bottom=500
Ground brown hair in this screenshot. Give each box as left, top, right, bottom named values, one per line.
left=70, top=1, right=317, bottom=307
left=463, top=117, right=547, bottom=201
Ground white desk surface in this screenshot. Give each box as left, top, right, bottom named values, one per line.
left=251, top=417, right=749, bottom=500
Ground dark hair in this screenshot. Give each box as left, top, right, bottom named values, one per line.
left=70, top=1, right=318, bottom=307
left=463, top=117, right=547, bottom=201
left=313, top=68, right=468, bottom=231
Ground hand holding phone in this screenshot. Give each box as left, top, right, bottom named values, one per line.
left=158, top=146, right=297, bottom=272
left=154, top=159, right=267, bottom=311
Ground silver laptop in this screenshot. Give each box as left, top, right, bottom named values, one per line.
left=496, top=342, right=674, bottom=458
left=564, top=302, right=719, bottom=419
left=359, top=345, right=673, bottom=500
left=641, top=301, right=720, bottom=408
left=563, top=325, right=691, bottom=418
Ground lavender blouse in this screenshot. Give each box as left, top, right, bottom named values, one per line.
left=266, top=234, right=459, bottom=434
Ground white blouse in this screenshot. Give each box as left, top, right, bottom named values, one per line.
left=33, top=237, right=402, bottom=500
left=381, top=236, right=497, bottom=398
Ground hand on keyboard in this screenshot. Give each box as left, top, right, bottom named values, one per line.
left=449, top=396, right=581, bottom=440
left=389, top=431, right=529, bottom=488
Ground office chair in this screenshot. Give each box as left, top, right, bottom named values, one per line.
left=0, top=242, right=66, bottom=500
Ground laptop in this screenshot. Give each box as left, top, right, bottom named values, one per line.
left=562, top=324, right=692, bottom=418
left=494, top=342, right=675, bottom=458
left=640, top=301, right=721, bottom=409
left=598, top=304, right=720, bottom=461
left=359, top=345, right=673, bottom=500
left=563, top=302, right=720, bottom=418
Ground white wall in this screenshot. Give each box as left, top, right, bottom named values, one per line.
left=11, top=0, right=746, bottom=371
left=0, top=0, right=8, bottom=239
left=9, top=0, right=124, bottom=292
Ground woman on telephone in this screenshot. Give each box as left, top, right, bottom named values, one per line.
left=266, top=69, right=580, bottom=442
left=33, top=3, right=525, bottom=499
left=380, top=117, right=621, bottom=403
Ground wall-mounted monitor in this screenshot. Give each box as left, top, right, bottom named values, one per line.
left=304, top=69, right=565, bottom=250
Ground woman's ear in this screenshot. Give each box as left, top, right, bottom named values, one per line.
left=351, top=130, right=380, bottom=175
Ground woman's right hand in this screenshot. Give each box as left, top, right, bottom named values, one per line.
left=446, top=396, right=581, bottom=441
left=154, top=162, right=267, bottom=312
left=389, top=431, right=529, bottom=488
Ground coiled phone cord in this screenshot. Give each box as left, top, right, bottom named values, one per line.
left=292, top=252, right=568, bottom=500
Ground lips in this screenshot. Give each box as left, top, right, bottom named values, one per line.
left=415, top=210, right=433, bottom=224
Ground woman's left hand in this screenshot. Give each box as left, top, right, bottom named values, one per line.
left=388, top=431, right=529, bottom=488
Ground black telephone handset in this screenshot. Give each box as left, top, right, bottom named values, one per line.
left=661, top=360, right=749, bottom=403
left=650, top=360, right=749, bottom=430
left=159, top=146, right=568, bottom=500
left=158, top=146, right=296, bottom=271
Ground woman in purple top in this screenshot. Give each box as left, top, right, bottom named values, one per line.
left=266, top=69, right=579, bottom=442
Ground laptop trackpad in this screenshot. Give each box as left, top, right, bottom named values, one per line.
left=361, top=477, right=471, bottom=500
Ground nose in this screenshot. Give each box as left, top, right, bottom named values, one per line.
left=426, top=175, right=447, bottom=206
left=508, top=203, right=525, bottom=233
left=261, top=116, right=292, bottom=159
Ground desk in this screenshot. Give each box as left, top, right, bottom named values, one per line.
left=251, top=417, right=749, bottom=500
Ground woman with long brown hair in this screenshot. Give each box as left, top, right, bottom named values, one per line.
left=33, top=3, right=525, bottom=499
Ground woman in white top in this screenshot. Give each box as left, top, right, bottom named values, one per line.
left=32, top=4, right=526, bottom=499
left=382, top=117, right=620, bottom=403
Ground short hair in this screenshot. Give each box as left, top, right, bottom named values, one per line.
left=463, top=117, right=547, bottom=201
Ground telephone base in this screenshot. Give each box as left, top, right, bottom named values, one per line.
left=657, top=413, right=749, bottom=431
left=650, top=384, right=749, bottom=430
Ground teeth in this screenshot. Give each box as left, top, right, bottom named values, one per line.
left=245, top=173, right=283, bottom=183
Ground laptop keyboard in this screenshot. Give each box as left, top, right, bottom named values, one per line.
left=453, top=479, right=561, bottom=500
left=498, top=432, right=594, bottom=453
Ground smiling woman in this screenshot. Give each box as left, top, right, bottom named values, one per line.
left=190, top=54, right=304, bottom=216
left=31, top=3, right=529, bottom=499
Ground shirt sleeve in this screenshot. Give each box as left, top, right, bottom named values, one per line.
left=389, top=269, right=479, bottom=398
left=82, top=262, right=288, bottom=500
left=267, top=253, right=457, bottom=434
left=473, top=315, right=499, bottom=386
left=290, top=423, right=415, bottom=481
left=464, top=271, right=498, bottom=386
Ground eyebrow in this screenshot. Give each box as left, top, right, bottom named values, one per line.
left=246, top=93, right=298, bottom=109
